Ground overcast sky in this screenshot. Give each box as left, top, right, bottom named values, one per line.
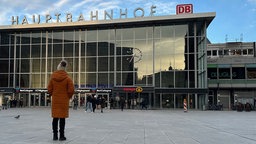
left=0, top=0, right=255, bottom=43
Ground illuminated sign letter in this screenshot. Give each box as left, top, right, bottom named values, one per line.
left=134, top=8, right=144, bottom=18
left=46, top=14, right=52, bottom=23
left=150, top=5, right=156, bottom=16
left=104, top=10, right=113, bottom=20
left=120, top=8, right=127, bottom=19
left=55, top=13, right=61, bottom=23
left=90, top=11, right=98, bottom=21
left=66, top=13, right=72, bottom=22
left=22, top=16, right=28, bottom=25
left=32, top=15, right=40, bottom=24
left=12, top=16, right=19, bottom=25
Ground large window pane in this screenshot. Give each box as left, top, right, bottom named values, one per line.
left=122, top=56, right=132, bottom=71
left=98, top=73, right=108, bottom=87
left=98, top=57, right=108, bottom=72
left=134, top=27, right=147, bottom=39
left=21, top=33, right=30, bottom=44
left=64, top=43, right=73, bottom=57
left=119, top=28, right=133, bottom=40
left=20, top=74, right=29, bottom=87
left=175, top=71, right=188, bottom=88
left=98, top=29, right=109, bottom=41
left=232, top=67, right=245, bottom=79
left=0, top=74, right=8, bottom=86
left=219, top=68, right=230, bottom=79
left=161, top=71, right=174, bottom=88
left=64, top=30, right=74, bottom=42
left=0, top=60, right=9, bottom=73
left=86, top=57, right=96, bottom=72
left=0, top=46, right=9, bottom=58
left=122, top=72, right=133, bottom=85
left=32, top=59, right=40, bottom=72
left=32, top=32, right=41, bottom=44
left=98, top=42, right=109, bottom=56
left=109, top=73, right=114, bottom=87
left=247, top=68, right=256, bottom=79
left=21, top=45, right=30, bottom=58
left=86, top=43, right=96, bottom=56
left=0, top=33, right=10, bottom=45
left=21, top=59, right=30, bottom=73
left=86, top=73, right=96, bottom=87
left=31, top=74, right=40, bottom=87
left=87, top=30, right=97, bottom=42
left=52, top=30, right=63, bottom=43
left=189, top=71, right=195, bottom=88
left=208, top=68, right=217, bottom=79
left=31, top=45, right=40, bottom=58
left=116, top=72, right=121, bottom=86
left=53, top=44, right=62, bottom=57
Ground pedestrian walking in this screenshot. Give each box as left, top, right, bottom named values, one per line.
left=92, top=95, right=97, bottom=113
left=72, top=96, right=78, bottom=110
left=47, top=60, right=75, bottom=141
left=85, top=95, right=92, bottom=112
left=120, top=97, right=125, bottom=111
left=99, top=96, right=106, bottom=113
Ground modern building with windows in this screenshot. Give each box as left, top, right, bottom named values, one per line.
left=0, top=9, right=215, bottom=109
left=207, top=42, right=256, bottom=110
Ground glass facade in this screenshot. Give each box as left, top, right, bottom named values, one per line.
left=0, top=13, right=214, bottom=109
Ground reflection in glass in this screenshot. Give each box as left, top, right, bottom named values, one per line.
left=32, top=32, right=41, bottom=44
left=122, top=72, right=133, bottom=85
left=64, top=30, right=73, bottom=42
left=0, top=22, right=207, bottom=92
left=0, top=60, right=9, bottom=73
left=20, top=74, right=29, bottom=87
left=31, top=45, right=40, bottom=58
left=86, top=73, right=96, bottom=87
left=21, top=33, right=30, bottom=44
left=98, top=42, right=109, bottom=56
left=86, top=57, right=96, bottom=72
left=21, top=45, right=30, bottom=58
left=86, top=43, right=96, bottom=56
left=32, top=59, right=40, bottom=72
left=162, top=94, right=174, bottom=108
left=161, top=71, right=174, bottom=88
left=31, top=74, right=40, bottom=87
left=98, top=57, right=108, bottom=72
left=21, top=59, right=30, bottom=73
left=52, top=30, right=63, bottom=43
left=64, top=43, right=73, bottom=57
left=0, top=74, right=8, bottom=87
left=87, top=30, right=97, bottom=42
left=98, top=73, right=108, bottom=87
left=189, top=71, right=195, bottom=88
left=53, top=44, right=62, bottom=57
left=175, top=71, right=188, bottom=88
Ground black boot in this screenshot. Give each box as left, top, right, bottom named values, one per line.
left=52, top=118, right=58, bottom=141
left=53, top=133, right=58, bottom=141
left=59, top=118, right=66, bottom=141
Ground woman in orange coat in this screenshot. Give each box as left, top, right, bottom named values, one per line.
left=47, top=60, right=74, bottom=141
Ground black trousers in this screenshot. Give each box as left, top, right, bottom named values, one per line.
left=52, top=118, right=65, bottom=137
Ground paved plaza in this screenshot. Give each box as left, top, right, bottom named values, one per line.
left=0, top=108, right=256, bottom=144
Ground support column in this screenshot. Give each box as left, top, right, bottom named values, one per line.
left=195, top=94, right=198, bottom=109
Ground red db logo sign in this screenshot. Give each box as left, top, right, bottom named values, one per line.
left=176, top=4, right=193, bottom=14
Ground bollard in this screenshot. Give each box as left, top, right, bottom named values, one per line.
left=183, top=99, right=187, bottom=112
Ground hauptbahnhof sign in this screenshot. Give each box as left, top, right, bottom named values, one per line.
left=11, top=4, right=193, bottom=25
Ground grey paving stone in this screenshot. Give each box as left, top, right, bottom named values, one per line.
left=0, top=108, right=256, bottom=144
